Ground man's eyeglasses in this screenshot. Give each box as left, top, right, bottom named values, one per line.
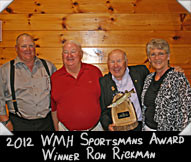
left=108, top=59, right=125, bottom=64
left=63, top=49, right=78, bottom=55
left=19, top=44, right=35, bottom=49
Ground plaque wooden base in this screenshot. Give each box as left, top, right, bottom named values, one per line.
left=113, top=121, right=138, bottom=131
left=110, top=90, right=138, bottom=131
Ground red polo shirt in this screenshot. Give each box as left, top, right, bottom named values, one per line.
left=51, top=63, right=102, bottom=130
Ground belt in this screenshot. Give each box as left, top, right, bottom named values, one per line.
left=9, top=112, right=51, bottom=121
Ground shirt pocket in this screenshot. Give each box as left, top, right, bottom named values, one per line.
left=35, top=76, right=51, bottom=93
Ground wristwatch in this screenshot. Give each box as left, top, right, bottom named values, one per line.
left=0, top=119, right=10, bottom=126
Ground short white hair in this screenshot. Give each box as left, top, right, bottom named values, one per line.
left=62, top=40, right=82, bottom=49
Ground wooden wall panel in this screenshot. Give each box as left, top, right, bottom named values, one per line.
left=1, top=0, right=187, bottom=14
left=0, top=0, right=191, bottom=84
left=1, top=30, right=191, bottom=48
left=1, top=46, right=191, bottom=65
left=1, top=13, right=189, bottom=31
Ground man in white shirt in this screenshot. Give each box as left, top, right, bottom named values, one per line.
left=99, top=49, right=149, bottom=131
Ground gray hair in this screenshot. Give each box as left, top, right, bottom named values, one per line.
left=146, top=39, right=170, bottom=56
left=62, top=40, right=82, bottom=50
left=108, top=49, right=128, bottom=64
left=16, top=33, right=34, bottom=46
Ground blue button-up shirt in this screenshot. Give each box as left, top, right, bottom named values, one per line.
left=112, top=67, right=142, bottom=121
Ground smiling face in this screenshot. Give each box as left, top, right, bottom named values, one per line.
left=108, top=49, right=128, bottom=80
left=148, top=48, right=170, bottom=73
left=146, top=39, right=170, bottom=74
left=15, top=35, right=36, bottom=64
left=62, top=41, right=83, bottom=70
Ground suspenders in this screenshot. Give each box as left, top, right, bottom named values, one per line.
left=10, top=59, right=51, bottom=117
left=39, top=59, right=51, bottom=109
left=40, top=59, right=50, bottom=76
left=10, top=60, right=21, bottom=116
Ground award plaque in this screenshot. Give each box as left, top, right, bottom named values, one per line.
left=107, top=89, right=138, bottom=131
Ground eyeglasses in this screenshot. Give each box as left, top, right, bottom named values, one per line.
left=108, top=59, right=125, bottom=64
left=63, top=49, right=78, bottom=55
left=149, top=52, right=167, bottom=58
left=19, top=44, right=35, bottom=49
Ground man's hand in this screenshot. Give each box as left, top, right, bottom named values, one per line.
left=108, top=123, right=115, bottom=131
left=0, top=115, right=13, bottom=131
left=6, top=121, right=13, bottom=131
left=174, top=66, right=184, bottom=73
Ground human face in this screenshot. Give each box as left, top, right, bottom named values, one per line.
left=16, top=35, right=36, bottom=64
left=108, top=50, right=127, bottom=80
left=62, top=42, right=83, bottom=69
left=148, top=48, right=169, bottom=73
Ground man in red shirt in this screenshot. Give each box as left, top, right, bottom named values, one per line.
left=51, top=40, right=103, bottom=131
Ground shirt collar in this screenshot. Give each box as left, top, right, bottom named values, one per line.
left=15, top=56, right=40, bottom=66
left=61, top=62, right=89, bottom=76
left=112, top=67, right=129, bottom=83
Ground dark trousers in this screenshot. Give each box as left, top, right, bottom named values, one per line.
left=9, top=112, right=55, bottom=131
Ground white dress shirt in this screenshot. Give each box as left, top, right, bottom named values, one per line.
left=112, top=67, right=142, bottom=121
